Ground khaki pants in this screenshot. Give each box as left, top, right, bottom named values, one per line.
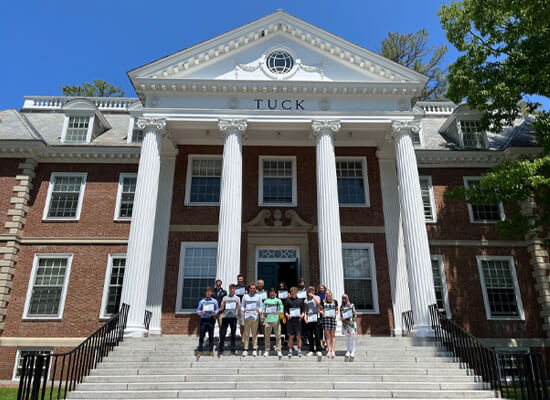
left=216, top=313, right=223, bottom=333
left=243, top=319, right=259, bottom=350
left=264, top=321, right=281, bottom=352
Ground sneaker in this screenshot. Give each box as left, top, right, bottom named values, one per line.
left=350, top=352, right=355, bottom=361
left=252, top=350, right=257, bottom=357
left=316, top=351, right=322, bottom=357
left=242, top=350, right=248, bottom=357
left=263, top=351, right=269, bottom=357
left=277, top=351, right=283, bottom=359
left=288, top=351, right=292, bottom=359
left=297, top=349, right=302, bottom=357
left=306, top=351, right=314, bottom=356
left=344, top=351, right=350, bottom=362
left=197, top=351, right=203, bottom=357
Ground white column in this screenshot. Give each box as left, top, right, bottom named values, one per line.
left=377, top=148, right=411, bottom=335
left=392, top=120, right=436, bottom=336
left=120, top=117, right=166, bottom=337
left=312, top=120, right=345, bottom=302
left=146, top=150, right=177, bottom=335
left=215, top=119, right=247, bottom=288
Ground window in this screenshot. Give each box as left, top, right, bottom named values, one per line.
left=259, top=157, right=296, bottom=206
left=13, top=348, right=53, bottom=380
left=176, top=243, right=217, bottom=312
left=23, top=255, right=72, bottom=319
left=342, top=244, right=379, bottom=313
left=464, top=177, right=504, bottom=223
left=266, top=50, right=294, bottom=75
left=65, top=116, right=90, bottom=143
left=114, top=174, right=137, bottom=220
left=336, top=158, right=369, bottom=206
left=431, top=255, right=450, bottom=317
left=477, top=256, right=524, bottom=320
left=43, top=173, right=87, bottom=220
left=419, top=176, right=436, bottom=222
left=131, top=127, right=144, bottom=143
left=100, top=255, right=126, bottom=318
left=459, top=120, right=485, bottom=149
left=185, top=157, right=222, bottom=205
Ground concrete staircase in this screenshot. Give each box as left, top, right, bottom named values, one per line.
left=68, top=335, right=497, bottom=399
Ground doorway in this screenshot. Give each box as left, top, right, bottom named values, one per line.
left=255, top=247, right=299, bottom=290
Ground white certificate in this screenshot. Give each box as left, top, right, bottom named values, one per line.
left=235, top=287, right=245, bottom=296
left=324, top=308, right=336, bottom=318
left=258, top=291, right=267, bottom=300
left=203, top=303, right=214, bottom=312
left=246, top=302, right=257, bottom=311
left=289, top=307, right=300, bottom=317
left=278, top=290, right=288, bottom=299
left=266, top=305, right=278, bottom=314
left=342, top=309, right=353, bottom=319
left=297, top=291, right=306, bottom=299
left=225, top=301, right=236, bottom=310
left=307, top=313, right=318, bottom=323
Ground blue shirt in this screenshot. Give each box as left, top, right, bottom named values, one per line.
left=196, top=298, right=219, bottom=318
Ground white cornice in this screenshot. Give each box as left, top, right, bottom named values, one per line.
left=416, top=147, right=542, bottom=167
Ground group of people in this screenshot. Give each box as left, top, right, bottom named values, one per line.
left=196, top=275, right=357, bottom=361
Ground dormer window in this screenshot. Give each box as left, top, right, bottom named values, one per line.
left=61, top=99, right=110, bottom=144
left=65, top=116, right=90, bottom=143
left=459, top=120, right=486, bottom=149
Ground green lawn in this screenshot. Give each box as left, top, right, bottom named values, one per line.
left=0, top=388, right=17, bottom=400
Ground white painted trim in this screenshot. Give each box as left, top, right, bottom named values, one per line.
left=254, top=246, right=300, bottom=281
left=342, top=243, right=379, bottom=314
left=463, top=177, right=505, bottom=224
left=477, top=255, right=525, bottom=321
left=413, top=121, right=425, bottom=148
left=127, top=116, right=136, bottom=144
left=12, top=347, right=53, bottom=381
left=175, top=242, right=218, bottom=314
left=419, top=175, right=437, bottom=223
left=99, top=254, right=127, bottom=320
left=42, top=172, right=87, bottom=221
left=258, top=155, right=297, bottom=207
left=431, top=255, right=451, bottom=318
left=335, top=156, right=370, bottom=207
left=184, top=155, right=223, bottom=206
left=114, top=173, right=137, bottom=221
left=61, top=113, right=95, bottom=144
left=23, top=254, right=73, bottom=320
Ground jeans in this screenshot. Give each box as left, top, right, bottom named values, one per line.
left=264, top=321, right=281, bottom=352
left=345, top=332, right=356, bottom=355
left=198, top=317, right=215, bottom=352
left=218, top=317, right=237, bottom=352
left=306, top=321, right=322, bottom=352
left=243, top=319, right=259, bottom=350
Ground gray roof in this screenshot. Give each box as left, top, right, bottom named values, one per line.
left=0, top=109, right=42, bottom=141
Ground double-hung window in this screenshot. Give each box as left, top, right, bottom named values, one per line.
left=259, top=157, right=296, bottom=206
left=43, top=173, right=87, bottom=220
left=64, top=116, right=90, bottom=143
left=477, top=256, right=524, bottom=320
left=115, top=174, right=137, bottom=220
left=13, top=348, right=53, bottom=380
left=23, top=255, right=72, bottom=319
left=459, top=120, right=485, bottom=149
left=464, top=177, right=504, bottom=223
left=336, top=158, right=369, bottom=206
left=419, top=176, right=436, bottom=222
left=100, top=255, right=126, bottom=318
left=176, top=243, right=217, bottom=311
left=431, top=255, right=450, bottom=317
left=342, top=244, right=379, bottom=313
left=185, top=157, right=222, bottom=205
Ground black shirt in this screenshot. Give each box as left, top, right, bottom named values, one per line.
left=213, top=287, right=227, bottom=306
left=284, top=297, right=305, bottom=318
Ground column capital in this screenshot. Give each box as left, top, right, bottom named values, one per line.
left=311, top=120, right=341, bottom=134
left=218, top=119, right=248, bottom=133
left=391, top=120, right=421, bottom=138
left=136, top=117, right=167, bottom=135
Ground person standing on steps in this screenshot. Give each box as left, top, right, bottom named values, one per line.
left=217, top=284, right=241, bottom=356
left=213, top=279, right=227, bottom=334
left=297, top=278, right=308, bottom=346
left=196, top=287, right=219, bottom=357
left=284, top=286, right=305, bottom=358
left=304, top=286, right=322, bottom=359
left=320, top=289, right=338, bottom=359
left=235, top=274, right=246, bottom=346
left=241, top=282, right=262, bottom=357
left=256, top=279, right=267, bottom=336
left=278, top=281, right=289, bottom=345
left=340, top=293, right=357, bottom=361
left=261, top=287, right=284, bottom=358
left=316, top=284, right=327, bottom=350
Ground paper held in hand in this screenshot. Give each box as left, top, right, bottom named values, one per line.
left=307, top=313, right=318, bottom=323
left=225, top=301, right=236, bottom=310
left=266, top=305, right=278, bottom=314
left=342, top=309, right=353, bottom=319
left=324, top=308, right=336, bottom=318
left=289, top=307, right=301, bottom=317
left=203, top=303, right=215, bottom=313
left=297, top=290, right=306, bottom=299
left=246, top=302, right=257, bottom=311
left=278, top=290, right=288, bottom=299
left=259, top=291, right=267, bottom=300
left=235, top=287, right=245, bottom=296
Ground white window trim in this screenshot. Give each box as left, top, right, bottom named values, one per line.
left=413, top=121, right=425, bottom=147
left=431, top=255, right=451, bottom=318
left=114, top=173, right=137, bottom=221
left=42, top=172, right=87, bottom=221
left=477, top=255, right=525, bottom=321
left=99, top=254, right=126, bottom=320
left=23, top=254, right=73, bottom=320
left=258, top=155, right=297, bottom=207
left=12, top=347, right=53, bottom=381
left=420, top=175, right=437, bottom=223
left=463, top=177, right=505, bottom=224
left=176, top=242, right=217, bottom=314
left=127, top=115, right=144, bottom=144
left=342, top=243, right=379, bottom=314
left=457, top=119, right=488, bottom=149
left=61, top=113, right=95, bottom=144
left=336, top=156, right=371, bottom=208
left=184, top=155, right=223, bottom=206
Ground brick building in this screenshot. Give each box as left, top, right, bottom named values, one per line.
left=0, top=10, right=546, bottom=381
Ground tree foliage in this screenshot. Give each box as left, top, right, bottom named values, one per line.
left=439, top=0, right=550, bottom=239
left=380, top=29, right=448, bottom=101
left=60, top=79, right=125, bottom=97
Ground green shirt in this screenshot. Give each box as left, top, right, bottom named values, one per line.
left=262, top=297, right=283, bottom=323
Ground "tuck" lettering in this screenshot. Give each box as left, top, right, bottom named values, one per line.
left=254, top=99, right=305, bottom=110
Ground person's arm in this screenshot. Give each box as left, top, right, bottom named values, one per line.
left=313, top=294, right=321, bottom=306
left=220, top=298, right=226, bottom=312
left=352, top=304, right=357, bottom=319
left=214, top=299, right=219, bottom=315
left=284, top=300, right=290, bottom=319
left=196, top=299, right=204, bottom=316
left=257, top=297, right=262, bottom=314
left=300, top=300, right=305, bottom=319
left=319, top=301, right=325, bottom=316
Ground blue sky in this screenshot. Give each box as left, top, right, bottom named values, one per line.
left=1, top=0, right=547, bottom=110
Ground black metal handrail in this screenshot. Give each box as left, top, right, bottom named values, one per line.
left=17, top=303, right=129, bottom=400
left=429, top=304, right=549, bottom=400
left=401, top=309, right=414, bottom=337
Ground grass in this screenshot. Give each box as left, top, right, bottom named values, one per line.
left=0, top=387, right=61, bottom=400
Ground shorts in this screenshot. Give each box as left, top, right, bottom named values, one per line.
left=237, top=311, right=245, bottom=326
left=287, top=318, right=302, bottom=336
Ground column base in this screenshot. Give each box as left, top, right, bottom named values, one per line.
left=411, top=325, right=435, bottom=338
left=392, top=328, right=403, bottom=337
left=148, top=328, right=162, bottom=336
left=124, top=326, right=148, bottom=338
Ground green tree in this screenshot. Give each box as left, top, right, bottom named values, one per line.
left=380, top=29, right=448, bottom=101
left=439, top=0, right=550, bottom=239
left=60, top=79, right=125, bottom=97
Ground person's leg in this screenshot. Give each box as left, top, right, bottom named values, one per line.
left=218, top=318, right=228, bottom=352
left=207, top=319, right=215, bottom=351
left=264, top=322, right=273, bottom=353
left=350, top=332, right=356, bottom=356
left=345, top=332, right=351, bottom=355
left=229, top=318, right=237, bottom=352
left=307, top=323, right=315, bottom=352
left=330, top=330, right=336, bottom=355
left=251, top=319, right=259, bottom=351
left=314, top=322, right=322, bottom=352
left=274, top=322, right=281, bottom=353
left=243, top=320, right=251, bottom=350
left=198, top=319, right=207, bottom=352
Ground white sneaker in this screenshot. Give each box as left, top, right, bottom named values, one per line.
left=350, top=352, right=355, bottom=361
left=242, top=350, right=248, bottom=357
left=345, top=351, right=350, bottom=357
left=316, top=351, right=322, bottom=358
left=306, top=351, right=314, bottom=356
left=252, top=350, right=257, bottom=357
left=263, top=351, right=269, bottom=357
left=298, top=349, right=302, bottom=357
left=277, top=351, right=283, bottom=359
left=288, top=351, right=292, bottom=359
